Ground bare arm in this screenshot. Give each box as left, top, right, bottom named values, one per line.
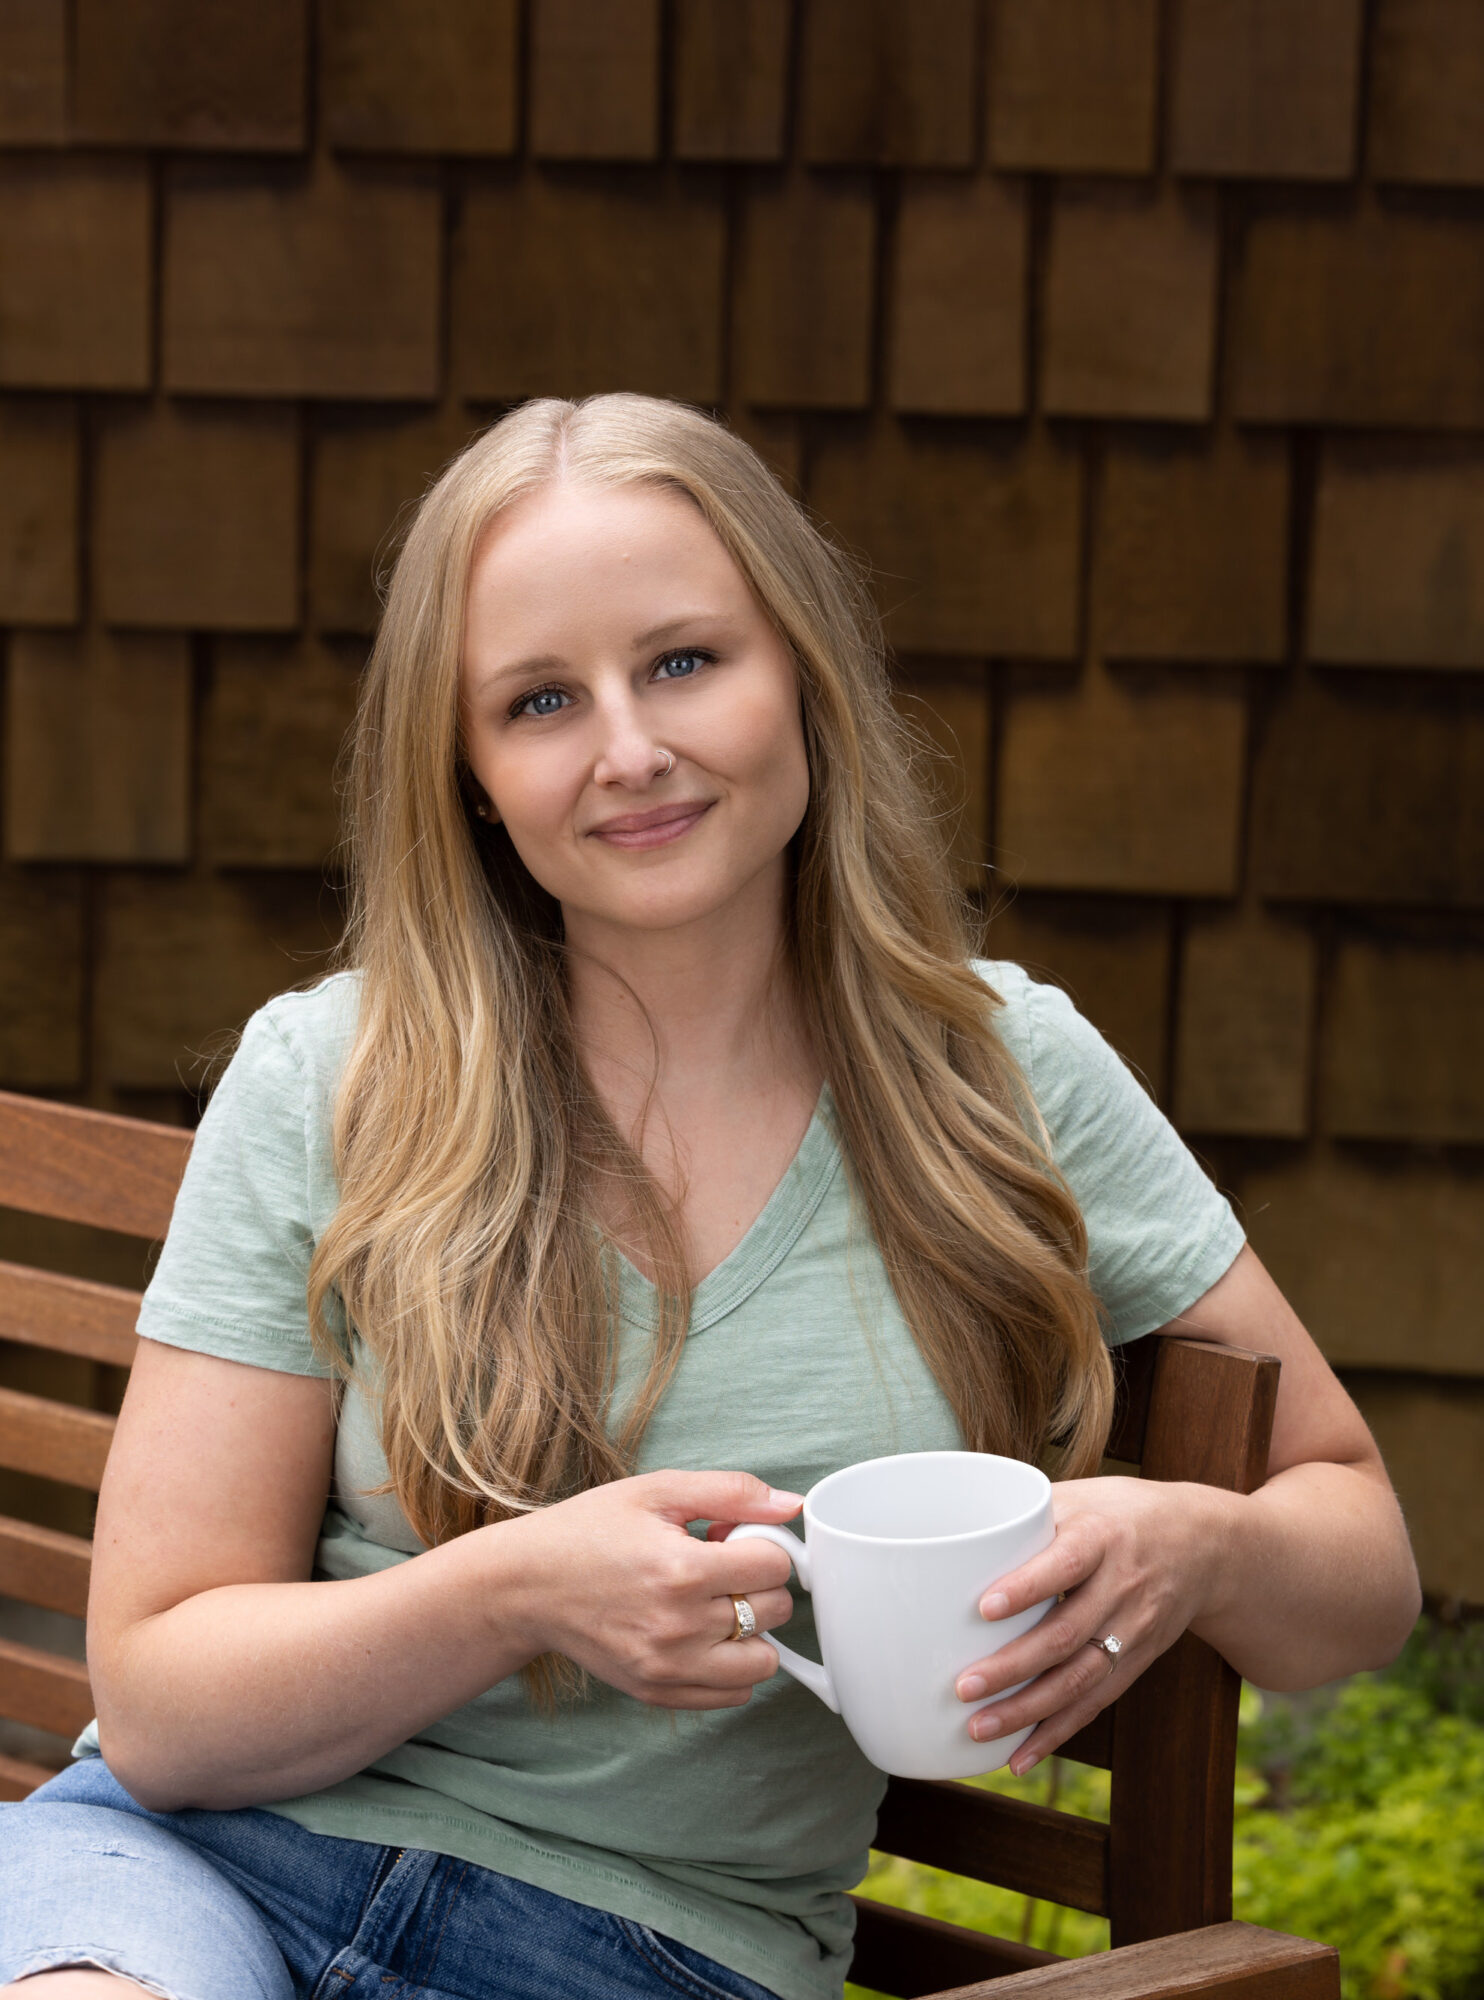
left=952, top=1245, right=1422, bottom=1772
left=88, top=1339, right=799, bottom=1813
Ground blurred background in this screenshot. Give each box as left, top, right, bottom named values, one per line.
left=0, top=1, right=1479, bottom=1618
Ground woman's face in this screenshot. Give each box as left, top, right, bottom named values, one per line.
left=460, top=481, right=811, bottom=942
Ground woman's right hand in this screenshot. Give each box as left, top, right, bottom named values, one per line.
left=499, top=1470, right=801, bottom=1709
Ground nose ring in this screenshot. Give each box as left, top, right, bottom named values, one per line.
left=656, top=748, right=675, bottom=777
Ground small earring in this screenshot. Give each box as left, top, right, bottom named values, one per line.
left=475, top=800, right=490, bottom=819
left=656, top=748, right=675, bottom=777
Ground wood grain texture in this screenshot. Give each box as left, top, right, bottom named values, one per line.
left=164, top=158, right=440, bottom=399
left=983, top=897, right=1173, bottom=1101
left=529, top=0, right=660, bottom=161
left=0, top=1089, right=189, bottom=1238
left=875, top=1779, right=1109, bottom=1913
left=988, top=0, right=1158, bottom=175
left=1240, top=1147, right=1483, bottom=1377
left=1369, top=0, right=1484, bottom=188
left=672, top=0, right=790, bottom=162
left=1173, top=910, right=1316, bottom=1137
left=1344, top=1378, right=1484, bottom=1603
left=94, top=399, right=300, bottom=631
left=0, top=1633, right=93, bottom=1735
left=850, top=1897, right=1059, bottom=1996
left=0, top=0, right=66, bottom=144
left=73, top=0, right=306, bottom=149
left=1170, top=0, right=1362, bottom=180
left=1096, top=430, right=1289, bottom=664
left=1309, top=439, right=1484, bottom=668
left=1322, top=938, right=1484, bottom=1143
left=0, top=1262, right=140, bottom=1368
left=0, top=1385, right=115, bottom=1489
left=1232, top=194, right=1484, bottom=427
left=734, top=170, right=876, bottom=409
left=810, top=421, right=1080, bottom=655
left=931, top=1921, right=1339, bottom=2000
left=0, top=1512, right=92, bottom=1616
left=454, top=169, right=725, bottom=404
left=0, top=1749, right=61, bottom=1801
left=0, top=157, right=151, bottom=390
left=0, top=395, right=77, bottom=623
left=95, top=873, right=339, bottom=1089
left=1043, top=184, right=1218, bottom=421
left=1248, top=673, right=1484, bottom=906
left=4, top=630, right=192, bottom=864
left=890, top=175, right=1028, bottom=416
left=998, top=661, right=1246, bottom=895
left=203, top=637, right=361, bottom=867
left=322, top=0, right=518, bottom=155
left=0, top=868, right=84, bottom=1089
left=798, top=0, right=978, bottom=167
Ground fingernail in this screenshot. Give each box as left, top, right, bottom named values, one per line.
left=1011, top=1752, right=1039, bottom=1777
left=981, top=1591, right=1010, bottom=1619
left=971, top=1711, right=1002, bottom=1740
left=768, top=1489, right=803, bottom=1507
left=957, top=1674, right=988, bottom=1702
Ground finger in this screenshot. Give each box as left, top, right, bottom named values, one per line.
left=686, top=1636, right=784, bottom=1690
left=976, top=1517, right=1107, bottom=1622
left=708, top=1586, right=794, bottom=1642
left=639, top=1470, right=803, bottom=1531
left=956, top=1594, right=1116, bottom=1700
left=965, top=1642, right=1126, bottom=1747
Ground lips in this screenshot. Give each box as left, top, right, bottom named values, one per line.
left=587, top=799, right=714, bottom=849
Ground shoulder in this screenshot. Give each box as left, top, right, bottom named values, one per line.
left=241, top=970, right=363, bottom=1081
left=969, top=956, right=1110, bottom=1115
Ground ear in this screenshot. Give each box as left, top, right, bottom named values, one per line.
left=459, top=770, right=499, bottom=826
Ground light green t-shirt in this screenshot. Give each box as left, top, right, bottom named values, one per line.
left=75, top=962, right=1243, bottom=2000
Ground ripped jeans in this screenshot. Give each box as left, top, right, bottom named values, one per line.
left=0, top=1759, right=781, bottom=2000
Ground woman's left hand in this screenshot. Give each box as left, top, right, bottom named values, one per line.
left=953, top=1474, right=1228, bottom=1776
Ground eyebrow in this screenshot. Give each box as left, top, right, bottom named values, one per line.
left=474, top=613, right=738, bottom=691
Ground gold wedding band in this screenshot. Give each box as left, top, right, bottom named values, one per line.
left=729, top=1595, right=757, bottom=1641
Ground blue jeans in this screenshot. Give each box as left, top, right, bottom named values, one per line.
left=0, top=1760, right=781, bottom=2000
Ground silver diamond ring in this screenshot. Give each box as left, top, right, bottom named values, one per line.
left=730, top=1595, right=757, bottom=1641
left=1091, top=1634, right=1123, bottom=1659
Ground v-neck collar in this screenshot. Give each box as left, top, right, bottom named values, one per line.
left=613, top=1084, right=843, bottom=1334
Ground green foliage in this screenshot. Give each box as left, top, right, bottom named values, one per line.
left=847, top=1618, right=1484, bottom=2000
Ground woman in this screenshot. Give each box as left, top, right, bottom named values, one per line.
left=0, top=395, right=1419, bottom=2000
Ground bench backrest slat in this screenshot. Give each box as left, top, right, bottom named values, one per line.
left=0, top=1089, right=191, bottom=1241
left=0, top=1635, right=94, bottom=1738
left=0, top=1514, right=92, bottom=1618
left=875, top=1780, right=1109, bottom=1914
left=0, top=1261, right=141, bottom=1369
left=0, top=1384, right=116, bottom=1489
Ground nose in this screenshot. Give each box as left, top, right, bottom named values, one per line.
left=591, top=688, right=667, bottom=790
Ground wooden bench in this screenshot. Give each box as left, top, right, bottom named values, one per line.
left=0, top=1086, right=1340, bottom=2000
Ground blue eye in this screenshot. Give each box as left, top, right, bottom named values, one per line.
left=654, top=649, right=711, bottom=680
left=513, top=686, right=569, bottom=719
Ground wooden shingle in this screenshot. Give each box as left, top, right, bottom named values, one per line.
left=998, top=659, right=1246, bottom=895
left=4, top=630, right=191, bottom=864
left=530, top=0, right=660, bottom=161
left=0, top=159, right=150, bottom=390
left=1344, top=1380, right=1484, bottom=1601
left=734, top=171, right=876, bottom=410
left=203, top=639, right=362, bottom=868
left=1173, top=908, right=1315, bottom=1136
left=1309, top=439, right=1484, bottom=669
left=889, top=174, right=1027, bottom=417
left=322, top=0, right=518, bottom=155
left=1097, top=429, right=1289, bottom=663
left=0, top=397, right=77, bottom=625
left=1170, top=0, right=1362, bottom=180
left=988, top=0, right=1158, bottom=175
left=798, top=0, right=978, bottom=167
left=1232, top=195, right=1484, bottom=428
left=1249, top=673, right=1484, bottom=905
left=454, top=170, right=725, bottom=406
left=1043, top=182, right=1219, bottom=421
left=1370, top=0, right=1484, bottom=188
left=0, top=864, right=83, bottom=1088
left=95, top=400, right=300, bottom=632
left=1323, top=937, right=1484, bottom=1143
left=73, top=0, right=307, bottom=149
left=891, top=675, right=992, bottom=891
left=164, top=158, right=441, bottom=400
left=0, top=0, right=66, bottom=144
left=809, top=420, right=1081, bottom=657
left=672, top=0, right=790, bottom=162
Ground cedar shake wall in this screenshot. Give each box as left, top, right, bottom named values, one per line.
left=0, top=0, right=1480, bottom=1601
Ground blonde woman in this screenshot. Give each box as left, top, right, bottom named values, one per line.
left=0, top=396, right=1419, bottom=2000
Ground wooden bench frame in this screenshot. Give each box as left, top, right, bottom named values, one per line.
left=0, top=1087, right=1339, bottom=2000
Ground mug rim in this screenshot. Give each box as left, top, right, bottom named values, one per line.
left=803, top=1448, right=1051, bottom=1546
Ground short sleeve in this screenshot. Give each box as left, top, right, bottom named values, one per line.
left=979, top=961, right=1246, bottom=1345
left=136, top=1006, right=333, bottom=1376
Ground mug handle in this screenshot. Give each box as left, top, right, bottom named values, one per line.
left=725, top=1522, right=840, bottom=1714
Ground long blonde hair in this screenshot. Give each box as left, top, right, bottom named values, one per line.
left=308, top=394, right=1112, bottom=1577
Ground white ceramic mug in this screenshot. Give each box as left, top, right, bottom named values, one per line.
left=727, top=1449, right=1054, bottom=1780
